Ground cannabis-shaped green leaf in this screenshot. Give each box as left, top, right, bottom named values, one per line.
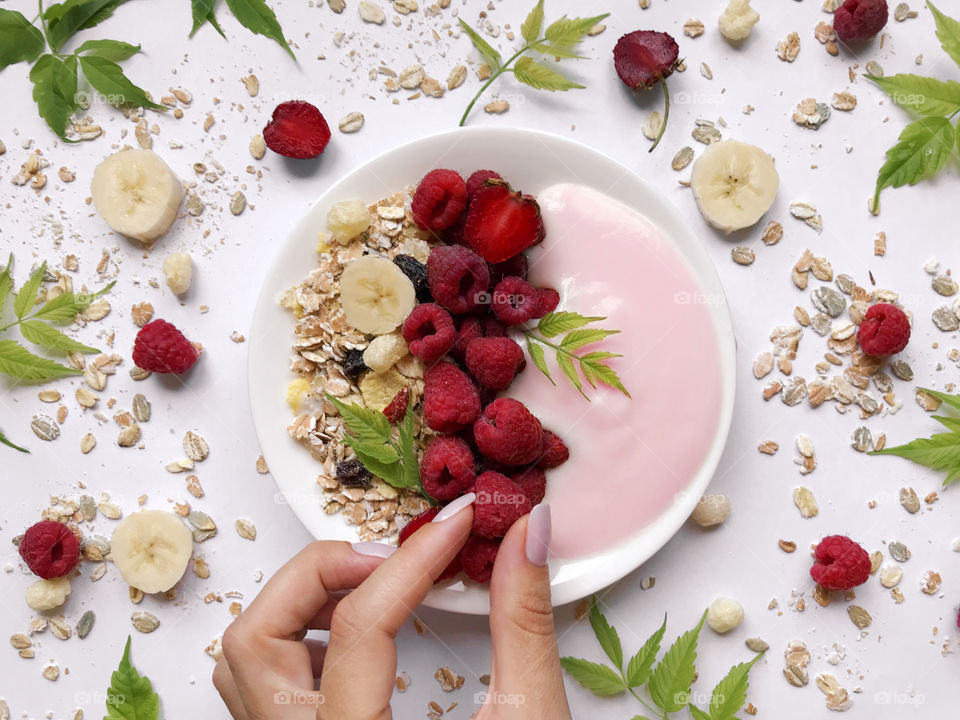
left=326, top=393, right=427, bottom=497
left=458, top=0, right=607, bottom=125
left=0, top=9, right=45, bottom=70
left=104, top=636, right=160, bottom=720
left=870, top=387, right=960, bottom=486
left=648, top=609, right=706, bottom=713
left=190, top=0, right=295, bottom=59
left=524, top=311, right=629, bottom=400
left=0, top=429, right=29, bottom=454
left=866, top=2, right=960, bottom=213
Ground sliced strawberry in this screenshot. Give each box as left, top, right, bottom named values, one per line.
left=465, top=180, right=542, bottom=263
left=263, top=101, right=331, bottom=159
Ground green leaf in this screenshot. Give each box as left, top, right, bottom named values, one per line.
left=44, top=0, right=131, bottom=52
left=513, top=56, right=583, bottom=91
left=327, top=395, right=392, bottom=446
left=520, top=0, right=544, bottom=43
left=0, top=340, right=81, bottom=381
left=582, top=356, right=631, bottom=398
left=32, top=281, right=114, bottom=324
left=537, top=311, right=604, bottom=338
left=560, top=328, right=619, bottom=351
left=867, top=73, right=960, bottom=116
left=871, top=430, right=960, bottom=486
left=528, top=42, right=585, bottom=59
left=75, top=39, right=141, bottom=61
left=397, top=395, right=421, bottom=490
left=525, top=337, right=554, bottom=384
left=556, top=351, right=584, bottom=397
left=543, top=13, right=608, bottom=48
left=20, top=321, right=99, bottom=354
left=872, top=116, right=955, bottom=213
left=458, top=18, right=501, bottom=69
left=626, top=614, right=666, bottom=687
left=104, top=636, right=160, bottom=720
left=708, top=653, right=764, bottom=720
left=78, top=55, right=165, bottom=110
left=649, top=610, right=707, bottom=714
left=929, top=1, right=960, bottom=68
left=14, top=262, right=47, bottom=319
left=0, top=9, right=46, bottom=71
left=30, top=55, right=79, bottom=139
left=932, top=414, right=960, bottom=433
left=589, top=599, right=623, bottom=671
left=0, top=429, right=30, bottom=453
left=191, top=0, right=226, bottom=38
left=224, top=0, right=295, bottom=59
left=687, top=705, right=712, bottom=720
left=0, top=254, right=13, bottom=315
left=343, top=437, right=402, bottom=484
left=559, top=657, right=626, bottom=696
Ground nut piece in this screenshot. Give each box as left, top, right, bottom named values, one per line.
left=162, top=252, right=193, bottom=295
left=690, top=494, right=731, bottom=527
left=707, top=597, right=744, bottom=633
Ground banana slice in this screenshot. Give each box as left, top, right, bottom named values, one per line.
left=110, top=510, right=193, bottom=594
left=91, top=149, right=183, bottom=245
left=690, top=140, right=779, bottom=234
left=339, top=255, right=416, bottom=335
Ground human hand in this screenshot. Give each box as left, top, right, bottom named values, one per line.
left=213, top=493, right=571, bottom=719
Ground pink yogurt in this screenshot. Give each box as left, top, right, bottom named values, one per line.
left=508, top=183, right=724, bottom=560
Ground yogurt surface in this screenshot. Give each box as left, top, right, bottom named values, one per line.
left=509, top=183, right=725, bottom=559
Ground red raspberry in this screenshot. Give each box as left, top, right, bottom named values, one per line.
left=489, top=254, right=528, bottom=284
left=398, top=507, right=462, bottom=580
left=833, top=0, right=888, bottom=43
left=427, top=245, right=490, bottom=315
left=465, top=337, right=526, bottom=391
left=382, top=387, right=410, bottom=423
left=450, top=315, right=484, bottom=362
left=474, top=398, right=543, bottom=466
left=133, top=319, right=199, bottom=374
left=481, top=316, right=506, bottom=338
left=537, top=430, right=569, bottom=469
left=402, top=303, right=457, bottom=363
left=465, top=180, right=543, bottom=263
left=423, top=362, right=481, bottom=432
left=461, top=534, right=500, bottom=583
left=263, top=100, right=331, bottom=159
left=491, top=276, right=539, bottom=326
left=19, top=521, right=80, bottom=579
left=810, top=535, right=872, bottom=591
left=511, top=467, right=547, bottom=505
left=857, top=303, right=910, bottom=357
left=533, top=288, right=559, bottom=318
left=472, top=471, right=532, bottom=538
left=613, top=31, right=680, bottom=90
left=421, top=435, right=477, bottom=501
left=466, top=169, right=503, bottom=199
left=411, top=169, right=468, bottom=231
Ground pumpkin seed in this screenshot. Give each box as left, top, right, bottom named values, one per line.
left=891, top=359, right=913, bottom=381
left=889, top=541, right=911, bottom=562
left=745, top=637, right=769, bottom=653
left=77, top=610, right=95, bottom=639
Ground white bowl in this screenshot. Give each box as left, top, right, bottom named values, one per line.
left=248, top=126, right=736, bottom=614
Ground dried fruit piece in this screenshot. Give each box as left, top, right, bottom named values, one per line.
left=263, top=100, right=331, bottom=159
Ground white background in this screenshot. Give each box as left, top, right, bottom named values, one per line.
left=1, top=0, right=958, bottom=717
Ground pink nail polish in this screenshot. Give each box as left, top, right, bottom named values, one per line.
left=525, top=503, right=551, bottom=567
left=432, top=492, right=476, bottom=523
left=351, top=542, right=396, bottom=558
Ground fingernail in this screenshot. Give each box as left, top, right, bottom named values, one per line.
left=525, top=503, right=551, bottom=567
left=351, top=541, right=397, bottom=558
left=432, top=492, right=476, bottom=523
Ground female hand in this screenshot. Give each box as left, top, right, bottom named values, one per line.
left=213, top=494, right=571, bottom=719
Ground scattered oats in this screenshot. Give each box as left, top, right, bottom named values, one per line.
left=477, top=64, right=492, bottom=81
left=794, top=486, right=818, bottom=518
left=672, top=146, right=694, bottom=171
left=10, top=633, right=31, bottom=650
left=900, top=487, right=920, bottom=514
left=796, top=434, right=814, bottom=458
left=186, top=475, right=203, bottom=498
left=889, top=541, right=911, bottom=562
left=97, top=501, right=122, bottom=520
left=90, top=563, right=107, bottom=581
left=847, top=605, right=871, bottom=629
left=396, top=674, right=410, bottom=692
left=753, top=352, right=774, bottom=379
left=782, top=376, right=807, bottom=406
left=230, top=191, right=247, bottom=216
left=777, top=32, right=801, bottom=62
left=640, top=576, right=656, bottom=590
left=338, top=112, right=365, bottom=133
left=399, top=64, right=425, bottom=89
left=132, top=393, right=151, bottom=422
left=117, top=424, right=140, bottom=447
left=933, top=275, right=958, bottom=296
left=892, top=587, right=905, bottom=603
left=236, top=518, right=257, bottom=541
left=242, top=74, right=259, bottom=96
left=793, top=98, right=831, bottom=129
left=925, top=491, right=938, bottom=504
left=794, top=307, right=811, bottom=327
left=891, top=359, right=913, bottom=381
left=921, top=570, right=941, bottom=595
left=42, top=663, right=60, bottom=681
left=762, top=221, right=783, bottom=245
left=58, top=166, right=76, bottom=182
left=484, top=99, right=509, bottom=114
left=692, top=124, right=722, bottom=144
left=880, top=564, right=902, bottom=588
left=790, top=201, right=818, bottom=220
left=587, top=23, right=606, bottom=36
left=203, top=114, right=215, bottom=132
left=812, top=286, right=846, bottom=317
left=434, top=667, right=463, bottom=692
left=205, top=636, right=223, bottom=661
left=851, top=427, right=872, bottom=452
left=256, top=455, right=269, bottom=474
left=732, top=246, right=755, bottom=265
left=75, top=387, right=98, bottom=408
left=131, top=611, right=160, bottom=633
left=916, top=388, right=942, bottom=411
left=30, top=414, right=60, bottom=441
left=866, top=60, right=883, bottom=77
left=683, top=19, right=705, bottom=38
left=193, top=557, right=210, bottom=579
left=690, top=494, right=731, bottom=527
left=925, top=258, right=941, bottom=275
left=832, top=91, right=857, bottom=111
left=328, top=0, right=346, bottom=11
left=49, top=617, right=71, bottom=640
left=250, top=134, right=266, bottom=160
left=38, top=389, right=61, bottom=403
left=447, top=65, right=467, bottom=90
left=574, top=598, right=590, bottom=620
left=642, top=112, right=664, bottom=140
left=183, top=430, right=210, bottom=461
left=700, top=63, right=713, bottom=80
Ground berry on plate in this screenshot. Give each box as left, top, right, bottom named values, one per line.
left=474, top=398, right=543, bottom=466
left=132, top=319, right=199, bottom=374
left=491, top=276, right=540, bottom=326
left=472, top=471, right=532, bottom=538
left=466, top=169, right=503, bottom=199
left=511, top=467, right=547, bottom=505
left=19, top=521, right=80, bottom=579
left=461, top=534, right=500, bottom=583
left=411, top=169, right=468, bottom=231
left=857, top=303, right=910, bottom=357
left=427, top=245, right=490, bottom=314
left=464, top=180, right=542, bottom=263
left=465, top=337, right=526, bottom=391
left=537, top=430, right=569, bottom=469
left=420, top=435, right=477, bottom=501
left=263, top=100, right=331, bottom=159
left=402, top=303, right=457, bottom=363
left=423, top=362, right=481, bottom=433
left=810, top=535, right=871, bottom=591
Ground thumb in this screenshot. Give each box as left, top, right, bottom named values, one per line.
left=487, top=503, right=571, bottom=719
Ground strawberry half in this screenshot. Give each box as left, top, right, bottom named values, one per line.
left=464, top=180, right=542, bottom=263
left=263, top=100, right=331, bottom=159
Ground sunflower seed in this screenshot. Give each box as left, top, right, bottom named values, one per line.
left=131, top=611, right=160, bottom=633
left=691, top=125, right=721, bottom=144
left=30, top=414, right=60, bottom=441
left=794, top=486, right=818, bottom=518
left=672, top=146, right=694, bottom=171
left=131, top=393, right=151, bottom=423
left=642, top=112, right=663, bottom=140
left=338, top=112, right=365, bottom=133
left=249, top=134, right=266, bottom=160
left=889, top=541, right=911, bottom=562
left=77, top=610, right=95, bottom=639
left=447, top=65, right=467, bottom=90
left=235, top=518, right=257, bottom=541
left=48, top=617, right=71, bottom=640
left=866, top=60, right=884, bottom=77
left=183, top=431, right=209, bottom=461
left=130, top=366, right=152, bottom=381
left=484, top=99, right=510, bottom=114
left=38, top=389, right=61, bottom=402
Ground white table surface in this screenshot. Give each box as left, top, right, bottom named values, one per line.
left=1, top=0, right=958, bottom=717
